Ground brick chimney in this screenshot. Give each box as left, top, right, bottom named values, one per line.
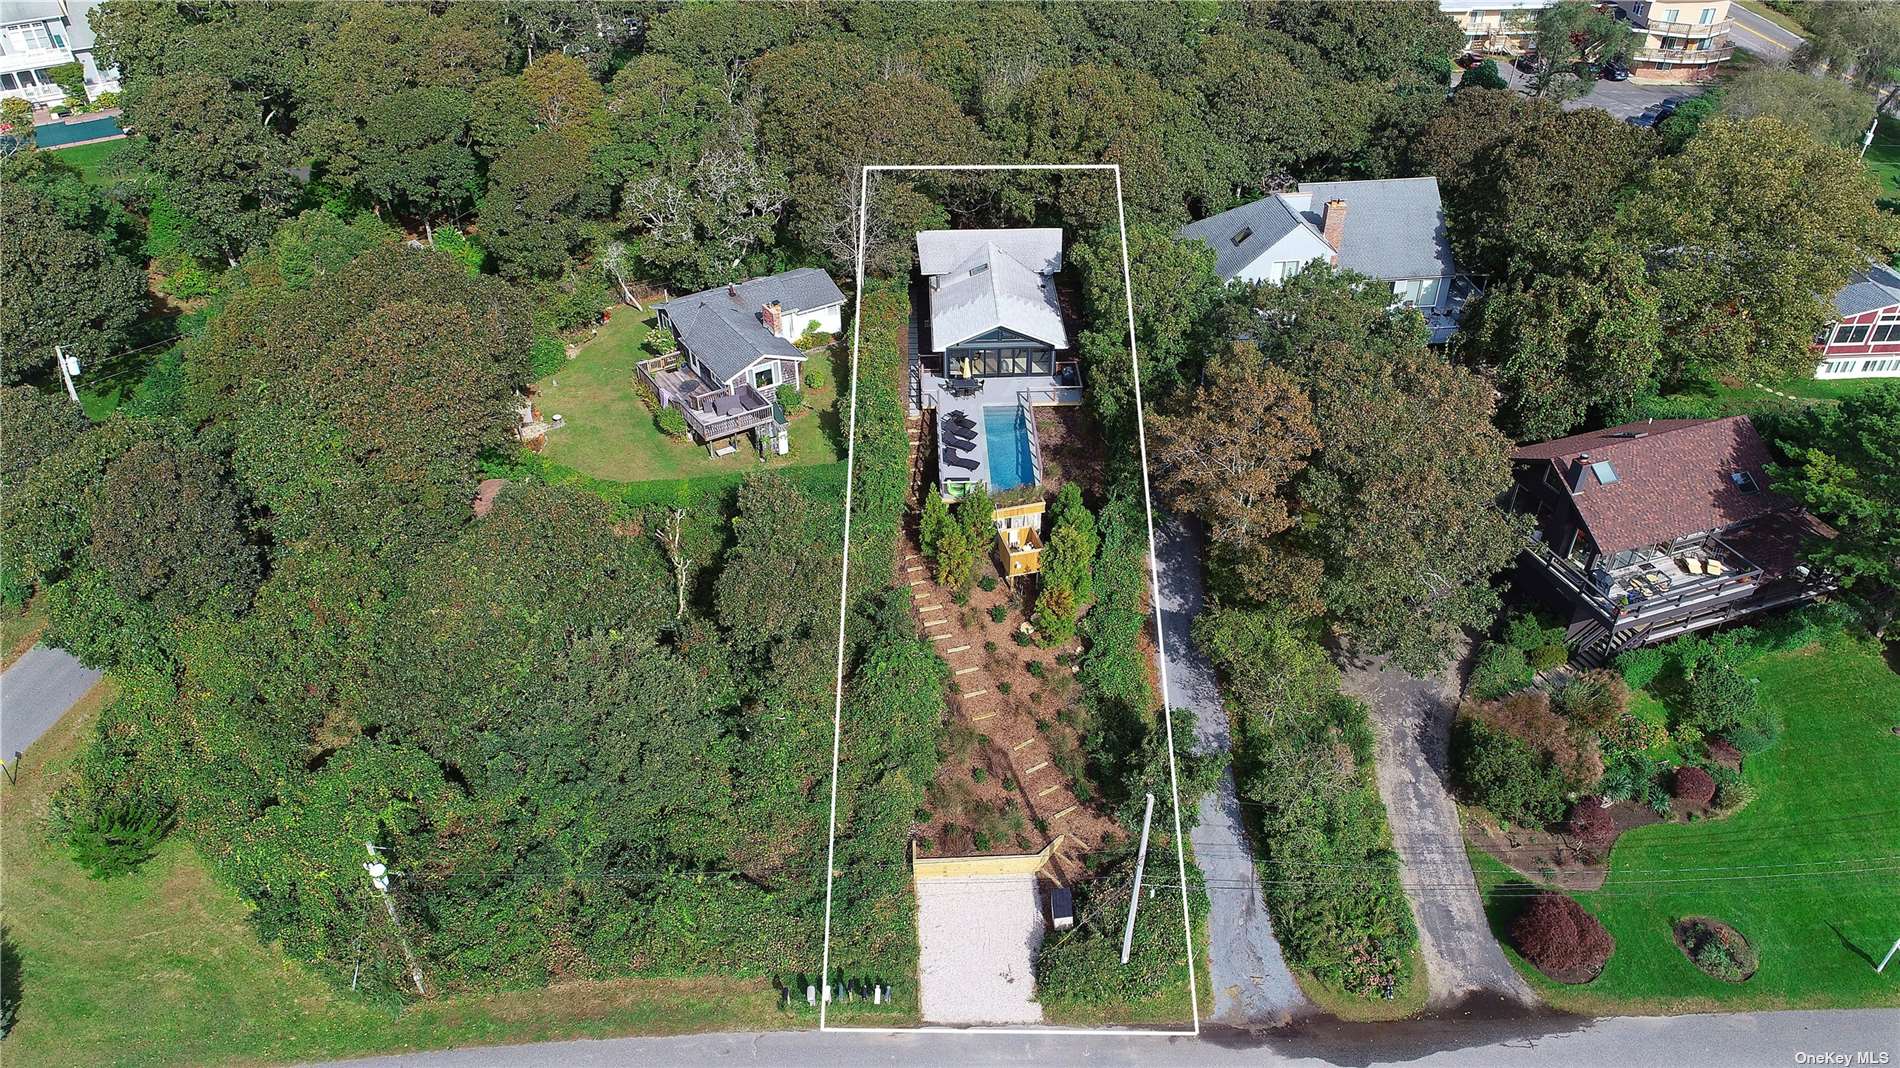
left=762, top=300, right=783, bottom=335
left=1321, top=198, right=1348, bottom=262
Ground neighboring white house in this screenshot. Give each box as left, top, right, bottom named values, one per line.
left=0, top=1, right=118, bottom=106
left=1438, top=0, right=1556, bottom=53
left=1814, top=260, right=1900, bottom=381
left=1178, top=177, right=1477, bottom=342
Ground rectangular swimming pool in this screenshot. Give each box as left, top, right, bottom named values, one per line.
left=33, top=115, right=122, bottom=148
left=982, top=405, right=1037, bottom=492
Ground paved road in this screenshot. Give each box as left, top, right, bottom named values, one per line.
left=1152, top=514, right=1307, bottom=1028
left=322, top=1006, right=1900, bottom=1068
left=0, top=643, right=101, bottom=757
left=1339, top=650, right=1536, bottom=1009
left=1728, top=4, right=1802, bottom=62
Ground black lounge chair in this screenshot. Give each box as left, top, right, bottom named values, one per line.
left=947, top=438, right=978, bottom=455
left=942, top=448, right=979, bottom=471
left=944, top=426, right=978, bottom=446
left=946, top=411, right=975, bottom=427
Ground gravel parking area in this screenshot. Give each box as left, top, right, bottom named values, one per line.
left=915, top=875, right=1045, bottom=1025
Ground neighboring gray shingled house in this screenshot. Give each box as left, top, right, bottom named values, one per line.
left=644, top=268, right=845, bottom=455
left=1178, top=177, right=1475, bottom=342
left=917, top=228, right=1068, bottom=378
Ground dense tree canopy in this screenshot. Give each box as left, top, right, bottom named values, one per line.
left=1626, top=117, right=1898, bottom=384
left=0, top=176, right=147, bottom=384
left=1771, top=385, right=1900, bottom=634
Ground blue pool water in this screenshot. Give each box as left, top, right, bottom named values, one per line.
left=34, top=115, right=122, bottom=148
left=983, top=406, right=1037, bottom=492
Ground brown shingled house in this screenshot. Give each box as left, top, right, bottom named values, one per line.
left=1506, top=416, right=1834, bottom=665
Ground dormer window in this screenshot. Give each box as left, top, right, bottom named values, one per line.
left=1731, top=471, right=1759, bottom=493
left=1230, top=226, right=1253, bottom=247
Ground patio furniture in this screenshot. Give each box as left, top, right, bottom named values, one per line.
left=946, top=434, right=978, bottom=452
left=946, top=412, right=976, bottom=428
left=942, top=448, right=979, bottom=471
left=1683, top=557, right=1705, bottom=575
left=1706, top=560, right=1727, bottom=577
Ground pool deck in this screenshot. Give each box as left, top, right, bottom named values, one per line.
left=922, top=372, right=1078, bottom=495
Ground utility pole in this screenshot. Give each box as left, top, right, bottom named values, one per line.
left=363, top=842, right=427, bottom=997
left=1120, top=792, right=1156, bottom=965
left=52, top=344, right=79, bottom=405
left=1861, top=118, right=1879, bottom=160
left=1878, top=936, right=1900, bottom=974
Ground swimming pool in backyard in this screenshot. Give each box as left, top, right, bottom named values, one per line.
left=33, top=115, right=122, bottom=148
left=983, top=405, right=1037, bottom=492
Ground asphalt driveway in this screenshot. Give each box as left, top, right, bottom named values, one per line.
left=1480, top=64, right=1706, bottom=119
left=1338, top=648, right=1537, bottom=1009
left=0, top=644, right=102, bottom=758
left=1152, top=514, right=1307, bottom=1028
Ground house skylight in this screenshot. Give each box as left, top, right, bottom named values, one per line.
left=1230, top=226, right=1253, bottom=247
left=1591, top=461, right=1618, bottom=485
left=1731, top=471, right=1759, bottom=493
left=969, top=262, right=990, bottom=277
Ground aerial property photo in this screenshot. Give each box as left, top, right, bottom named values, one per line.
left=2, top=2, right=1897, bottom=1067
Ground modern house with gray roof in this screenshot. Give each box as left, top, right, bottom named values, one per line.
left=1178, top=177, right=1477, bottom=342
left=1814, top=259, right=1900, bottom=382
left=642, top=267, right=845, bottom=455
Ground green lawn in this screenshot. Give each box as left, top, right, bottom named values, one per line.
left=1666, top=373, right=1889, bottom=418
left=1868, top=115, right=1900, bottom=202
left=532, top=311, right=845, bottom=485
left=0, top=683, right=794, bottom=1068
left=1476, top=635, right=1900, bottom=1013
left=49, top=138, right=132, bottom=184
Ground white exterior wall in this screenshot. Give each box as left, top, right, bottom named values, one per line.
left=775, top=301, right=842, bottom=342
left=1229, top=228, right=1337, bottom=286
left=0, top=15, right=75, bottom=105
left=1814, top=356, right=1900, bottom=380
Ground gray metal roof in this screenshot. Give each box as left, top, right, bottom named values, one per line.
left=917, top=228, right=1063, bottom=277
left=1177, top=197, right=1307, bottom=281
left=922, top=237, right=1068, bottom=350
left=1179, top=178, right=1458, bottom=283
left=657, top=267, right=842, bottom=385
left=1832, top=260, right=1900, bottom=319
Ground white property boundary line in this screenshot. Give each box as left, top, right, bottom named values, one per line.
left=819, top=162, right=1200, bottom=1038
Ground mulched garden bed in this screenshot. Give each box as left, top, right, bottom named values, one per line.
left=1468, top=801, right=1662, bottom=891
left=1674, top=916, right=1759, bottom=982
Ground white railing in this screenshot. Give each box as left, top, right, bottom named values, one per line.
left=1017, top=390, right=1044, bottom=488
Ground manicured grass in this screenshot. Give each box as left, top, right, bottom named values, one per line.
left=1475, top=635, right=1900, bottom=1013
left=1868, top=115, right=1900, bottom=202
left=1665, top=374, right=1889, bottom=418
left=1732, top=0, right=1806, bottom=35
left=1, top=593, right=49, bottom=670
left=0, top=683, right=795, bottom=1068
left=532, top=311, right=844, bottom=485
left=49, top=138, right=131, bottom=184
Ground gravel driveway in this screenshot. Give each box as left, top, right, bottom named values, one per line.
left=915, top=875, right=1044, bottom=1024
left=1338, top=649, right=1537, bottom=1009
left=1153, top=515, right=1308, bottom=1028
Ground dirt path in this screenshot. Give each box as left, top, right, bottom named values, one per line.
left=1338, top=648, right=1538, bottom=1009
